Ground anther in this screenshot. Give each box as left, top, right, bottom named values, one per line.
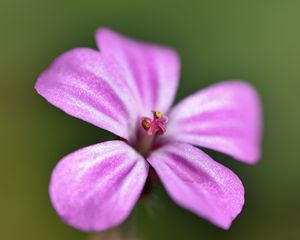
left=153, top=111, right=162, bottom=119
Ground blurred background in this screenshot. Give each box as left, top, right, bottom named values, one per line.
left=1, top=0, right=300, bottom=239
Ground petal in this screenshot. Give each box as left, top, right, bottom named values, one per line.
left=147, top=142, right=244, bottom=229
left=95, top=28, right=180, bottom=114
left=49, top=140, right=149, bottom=232
left=164, top=81, right=262, bottom=163
left=35, top=48, right=139, bottom=140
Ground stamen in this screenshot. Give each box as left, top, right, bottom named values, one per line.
left=141, top=111, right=168, bottom=136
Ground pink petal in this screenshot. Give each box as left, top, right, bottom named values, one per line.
left=49, top=140, right=148, bottom=232
left=164, top=81, right=262, bottom=164
left=147, top=142, right=244, bottom=229
left=35, top=48, right=139, bottom=140
left=95, top=28, right=180, bottom=114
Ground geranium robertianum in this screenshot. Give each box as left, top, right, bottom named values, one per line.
left=35, top=28, right=262, bottom=232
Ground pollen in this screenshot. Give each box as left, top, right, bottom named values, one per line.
left=141, top=111, right=168, bottom=136
left=153, top=111, right=162, bottom=119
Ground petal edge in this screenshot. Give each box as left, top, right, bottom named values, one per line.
left=35, top=48, right=139, bottom=140
left=164, top=80, right=262, bottom=164
left=147, top=142, right=244, bottom=229
left=49, top=140, right=149, bottom=231
left=95, top=28, right=180, bottom=114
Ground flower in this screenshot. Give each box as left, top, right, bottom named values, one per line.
left=35, top=28, right=262, bottom=232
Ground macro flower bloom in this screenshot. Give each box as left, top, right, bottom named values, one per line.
left=35, top=28, right=262, bottom=232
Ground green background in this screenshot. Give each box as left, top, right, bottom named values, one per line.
left=1, top=0, right=299, bottom=239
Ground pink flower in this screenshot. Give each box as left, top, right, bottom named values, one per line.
left=35, top=28, right=262, bottom=232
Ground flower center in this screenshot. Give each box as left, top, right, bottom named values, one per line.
left=133, top=111, right=168, bottom=157
left=140, top=111, right=168, bottom=136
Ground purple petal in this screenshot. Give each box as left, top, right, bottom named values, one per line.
left=164, top=81, right=262, bottom=163
left=95, top=28, right=180, bottom=114
left=35, top=48, right=139, bottom=140
left=147, top=142, right=244, bottom=229
left=49, top=140, right=148, bottom=232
